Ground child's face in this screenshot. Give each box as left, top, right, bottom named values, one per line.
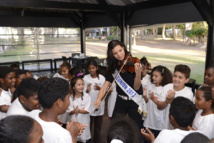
left=152, top=71, right=163, bottom=86
left=74, top=79, right=84, bottom=93
left=23, top=94, right=40, bottom=111
left=16, top=74, right=27, bottom=87
left=60, top=66, right=69, bottom=79
left=2, top=72, right=16, bottom=89
left=173, top=71, right=189, bottom=89
left=88, top=65, right=98, bottom=77
left=204, top=68, right=214, bottom=86
left=195, top=90, right=211, bottom=110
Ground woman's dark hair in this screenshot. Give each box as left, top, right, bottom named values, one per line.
left=106, top=40, right=129, bottom=74
left=86, top=59, right=100, bottom=79
left=151, top=65, right=172, bottom=86
left=0, top=115, right=35, bottom=143
left=198, top=86, right=214, bottom=109
left=70, top=77, right=84, bottom=100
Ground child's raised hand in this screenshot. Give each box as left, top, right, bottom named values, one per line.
left=143, top=87, right=147, bottom=97
left=86, top=83, right=92, bottom=93
left=66, top=118, right=80, bottom=140
left=74, top=122, right=88, bottom=136
left=141, top=128, right=155, bottom=143
left=166, top=90, right=175, bottom=103
left=94, top=83, right=100, bottom=90
left=75, top=106, right=80, bottom=116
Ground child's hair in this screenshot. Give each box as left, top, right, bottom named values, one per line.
left=37, top=76, right=48, bottom=83
left=38, top=77, right=69, bottom=109
left=181, top=132, right=210, bottom=143
left=106, top=116, right=140, bottom=143
left=140, top=56, right=149, bottom=66
left=15, top=69, right=26, bottom=78
left=70, top=76, right=84, bottom=100
left=174, top=64, right=191, bottom=79
left=10, top=63, right=19, bottom=70
left=206, top=66, right=214, bottom=70
left=0, top=115, right=35, bottom=143
left=151, top=65, right=172, bottom=86
left=16, top=78, right=40, bottom=98
left=198, top=86, right=214, bottom=109
left=59, top=61, right=71, bottom=72
left=0, top=66, right=14, bottom=78
left=86, top=59, right=100, bottom=79
left=69, top=66, right=83, bottom=78
left=170, top=97, right=196, bottom=127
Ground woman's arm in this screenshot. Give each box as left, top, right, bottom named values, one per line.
left=134, top=63, right=142, bottom=90
left=94, top=81, right=111, bottom=109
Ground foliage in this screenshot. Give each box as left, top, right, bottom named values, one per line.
left=106, top=36, right=120, bottom=40
left=185, top=30, right=195, bottom=38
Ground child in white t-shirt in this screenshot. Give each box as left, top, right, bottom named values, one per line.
left=142, top=97, right=196, bottom=143
left=29, top=77, right=85, bottom=143
left=83, top=59, right=105, bottom=143
left=7, top=78, right=40, bottom=116
left=192, top=86, right=214, bottom=139
left=151, top=64, right=194, bottom=129
left=0, top=66, right=16, bottom=120
left=68, top=77, right=91, bottom=143
left=143, top=65, right=172, bottom=139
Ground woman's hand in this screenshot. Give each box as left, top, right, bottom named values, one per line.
left=134, top=63, right=142, bottom=76
left=94, top=100, right=101, bottom=109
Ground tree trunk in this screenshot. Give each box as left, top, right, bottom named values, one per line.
left=173, top=25, right=176, bottom=40
left=140, top=29, right=144, bottom=40
left=162, top=24, right=166, bottom=39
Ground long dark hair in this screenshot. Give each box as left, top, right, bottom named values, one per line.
left=151, top=65, right=172, bottom=86
left=106, top=40, right=129, bottom=74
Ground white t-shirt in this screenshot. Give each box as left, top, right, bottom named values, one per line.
left=83, top=74, right=105, bottom=116
left=141, top=74, right=151, bottom=89
left=154, top=129, right=195, bottom=143
left=141, top=74, right=151, bottom=120
left=192, top=110, right=214, bottom=139
left=144, top=84, right=164, bottom=130
left=29, top=110, right=72, bottom=143
left=7, top=98, right=29, bottom=116
left=160, top=83, right=193, bottom=129
left=107, top=82, right=117, bottom=117
left=0, top=89, right=12, bottom=120
left=67, top=93, right=91, bottom=142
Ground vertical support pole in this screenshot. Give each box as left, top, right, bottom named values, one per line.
left=205, top=1, right=214, bottom=69
left=80, top=19, right=85, bottom=54
left=129, top=26, right=132, bottom=53
left=120, top=12, right=126, bottom=44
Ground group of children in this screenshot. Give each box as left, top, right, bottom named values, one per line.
left=0, top=56, right=214, bottom=143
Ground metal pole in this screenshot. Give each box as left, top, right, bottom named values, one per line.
left=80, top=19, right=85, bottom=54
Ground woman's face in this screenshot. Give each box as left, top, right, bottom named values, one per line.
left=112, top=45, right=125, bottom=61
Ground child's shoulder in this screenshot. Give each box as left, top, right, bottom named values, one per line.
left=83, top=92, right=91, bottom=99
left=163, top=83, right=173, bottom=89
left=99, top=74, right=105, bottom=79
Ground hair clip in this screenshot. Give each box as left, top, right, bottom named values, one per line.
left=162, top=68, right=164, bottom=74
left=77, top=73, right=83, bottom=77
left=110, top=139, right=123, bottom=143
